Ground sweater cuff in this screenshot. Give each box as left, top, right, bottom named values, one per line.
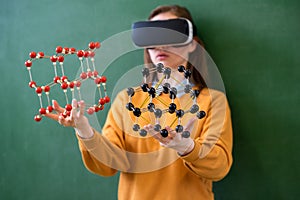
left=76, top=129, right=101, bottom=151
left=180, top=140, right=201, bottom=162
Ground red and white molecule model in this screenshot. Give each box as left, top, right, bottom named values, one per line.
left=24, top=42, right=110, bottom=122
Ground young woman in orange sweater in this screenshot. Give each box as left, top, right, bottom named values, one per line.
left=46, top=5, right=233, bottom=200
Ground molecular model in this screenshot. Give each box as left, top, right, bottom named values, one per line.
left=126, top=63, right=206, bottom=138
left=24, top=42, right=110, bottom=122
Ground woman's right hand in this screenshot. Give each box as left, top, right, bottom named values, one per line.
left=45, top=99, right=94, bottom=139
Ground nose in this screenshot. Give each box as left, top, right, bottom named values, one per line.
left=154, top=46, right=168, bottom=51
left=158, top=45, right=167, bottom=49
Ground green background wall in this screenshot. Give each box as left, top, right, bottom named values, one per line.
left=1, top=0, right=299, bottom=199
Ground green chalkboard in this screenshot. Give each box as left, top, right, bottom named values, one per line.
left=1, top=0, right=299, bottom=199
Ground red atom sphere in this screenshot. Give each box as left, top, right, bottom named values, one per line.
left=89, top=51, right=95, bottom=57
left=58, top=56, right=64, bottom=62
left=89, top=42, right=95, bottom=49
left=56, top=46, right=63, bottom=53
left=50, top=56, right=57, bottom=62
left=39, top=107, right=47, bottom=115
left=34, top=115, right=42, bottom=122
left=94, top=77, right=101, bottom=84
left=29, top=52, right=37, bottom=58
left=35, top=87, right=43, bottom=94
left=100, top=76, right=107, bottom=83
left=77, top=50, right=84, bottom=57
left=44, top=85, right=50, bottom=92
left=63, top=47, right=69, bottom=54
left=25, top=60, right=32, bottom=67
left=70, top=47, right=76, bottom=54
left=93, top=70, right=98, bottom=76
left=104, top=96, right=110, bottom=103
left=87, top=107, right=95, bottom=115
left=80, top=72, right=87, bottom=79
left=95, top=105, right=104, bottom=112
left=66, top=111, right=71, bottom=116
left=87, top=71, right=93, bottom=78
left=95, top=42, right=101, bottom=48
left=94, top=105, right=101, bottom=112
left=65, top=104, right=72, bottom=111
left=99, top=98, right=106, bottom=105
left=29, top=81, right=36, bottom=88
left=69, top=82, right=75, bottom=88
left=76, top=81, right=81, bottom=87
left=38, top=52, right=44, bottom=58
left=47, top=105, right=53, bottom=113
left=61, top=76, right=68, bottom=82
left=53, top=76, right=60, bottom=83
left=61, top=82, right=68, bottom=90
left=84, top=51, right=89, bottom=58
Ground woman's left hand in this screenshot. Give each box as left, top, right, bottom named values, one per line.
left=144, top=117, right=197, bottom=156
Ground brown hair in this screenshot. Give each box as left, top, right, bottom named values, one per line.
left=144, top=5, right=207, bottom=90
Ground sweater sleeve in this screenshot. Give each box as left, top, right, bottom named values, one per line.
left=180, top=90, right=233, bottom=181
left=76, top=91, right=130, bottom=177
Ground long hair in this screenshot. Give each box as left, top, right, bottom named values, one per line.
left=144, top=5, right=207, bottom=90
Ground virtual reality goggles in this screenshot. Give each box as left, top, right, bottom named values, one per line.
left=131, top=18, right=194, bottom=48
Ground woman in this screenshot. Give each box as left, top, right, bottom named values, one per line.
left=46, top=5, right=233, bottom=200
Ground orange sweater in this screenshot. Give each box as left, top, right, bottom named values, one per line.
left=77, top=87, right=233, bottom=200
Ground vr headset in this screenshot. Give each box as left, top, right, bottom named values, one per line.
left=131, top=18, right=194, bottom=48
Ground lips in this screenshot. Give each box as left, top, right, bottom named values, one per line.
left=156, top=52, right=169, bottom=60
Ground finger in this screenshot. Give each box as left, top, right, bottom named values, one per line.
left=72, top=99, right=78, bottom=108
left=144, top=126, right=162, bottom=143
left=143, top=124, right=153, bottom=132
left=78, top=100, right=86, bottom=117
left=58, top=115, right=65, bottom=125
left=70, top=99, right=78, bottom=119
left=143, top=124, right=160, bottom=138
left=165, top=126, right=176, bottom=138
left=151, top=130, right=167, bottom=143
left=44, top=112, right=59, bottom=121
left=52, top=100, right=65, bottom=113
